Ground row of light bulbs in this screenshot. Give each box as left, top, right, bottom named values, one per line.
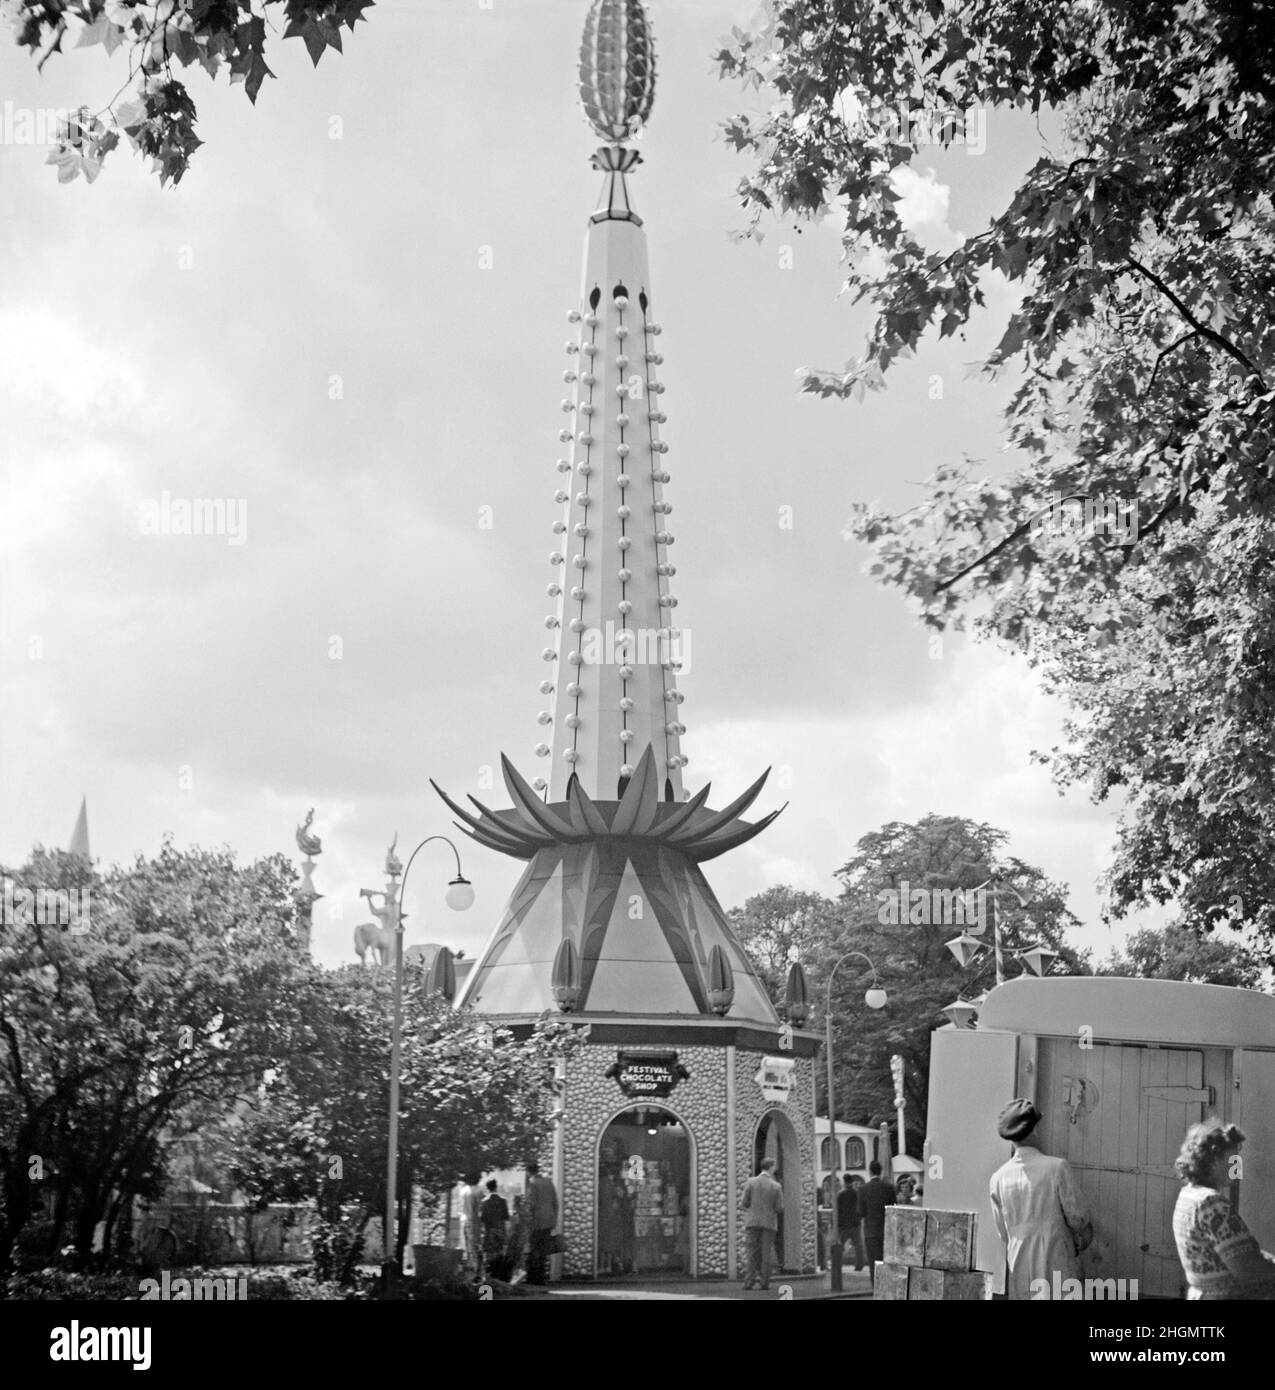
left=531, top=298, right=684, bottom=792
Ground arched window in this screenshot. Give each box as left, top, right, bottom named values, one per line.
left=819, top=1136, right=841, bottom=1171
left=845, top=1137, right=866, bottom=1171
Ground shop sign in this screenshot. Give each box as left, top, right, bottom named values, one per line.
left=606, top=1050, right=689, bottom=1099
left=755, top=1056, right=795, bottom=1104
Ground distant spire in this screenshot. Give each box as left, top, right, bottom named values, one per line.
left=68, top=797, right=90, bottom=860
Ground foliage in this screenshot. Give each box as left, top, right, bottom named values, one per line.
left=4, top=0, right=375, bottom=185
left=5, top=1268, right=142, bottom=1299
left=728, top=886, right=841, bottom=1002
left=717, top=2, right=1275, bottom=938
left=239, top=1269, right=349, bottom=1300
left=1098, top=922, right=1268, bottom=988
left=731, top=815, right=1086, bottom=1152
left=227, top=964, right=581, bottom=1283
left=0, top=840, right=312, bottom=1275
left=4, top=1266, right=356, bottom=1299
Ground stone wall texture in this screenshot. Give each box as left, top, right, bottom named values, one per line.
left=555, top=1040, right=814, bottom=1278
left=734, top=1047, right=818, bottom=1276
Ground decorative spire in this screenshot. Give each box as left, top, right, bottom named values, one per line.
left=432, top=1, right=783, bottom=1025
left=68, top=796, right=90, bottom=860
left=579, top=0, right=656, bottom=144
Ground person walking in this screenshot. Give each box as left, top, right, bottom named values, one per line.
left=1172, top=1119, right=1275, bottom=1299
left=741, top=1157, right=784, bottom=1291
left=858, top=1160, right=896, bottom=1284
left=505, top=1194, right=529, bottom=1284
left=835, top=1173, right=862, bottom=1272
left=847, top=1175, right=868, bottom=1270
left=524, top=1159, right=559, bottom=1287
left=459, top=1170, right=483, bottom=1278
left=480, top=1179, right=511, bottom=1282
left=989, top=1098, right=1092, bottom=1300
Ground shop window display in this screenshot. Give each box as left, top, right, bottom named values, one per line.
left=598, top=1108, right=690, bottom=1275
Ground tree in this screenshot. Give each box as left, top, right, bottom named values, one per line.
left=828, top=815, right=1086, bottom=1153
left=728, top=886, right=840, bottom=1001
left=731, top=816, right=1086, bottom=1154
left=0, top=840, right=311, bottom=1275
left=1098, top=923, right=1268, bottom=988
left=716, top=2, right=1275, bottom=940
left=228, top=964, right=581, bottom=1282
left=6, top=0, right=374, bottom=186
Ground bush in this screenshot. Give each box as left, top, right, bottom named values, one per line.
left=245, top=1272, right=348, bottom=1301
left=6, top=1270, right=142, bottom=1300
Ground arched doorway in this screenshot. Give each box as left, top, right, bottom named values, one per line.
left=754, top=1109, right=803, bottom=1272
left=597, top=1105, right=693, bottom=1277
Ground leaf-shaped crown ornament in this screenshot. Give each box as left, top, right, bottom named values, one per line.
left=579, top=0, right=656, bottom=143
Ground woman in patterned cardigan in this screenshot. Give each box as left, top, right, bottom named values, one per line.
left=1172, top=1120, right=1275, bottom=1299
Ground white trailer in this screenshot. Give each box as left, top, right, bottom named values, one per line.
left=924, top=976, right=1275, bottom=1296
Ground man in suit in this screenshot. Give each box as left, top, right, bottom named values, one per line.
left=741, top=1158, right=784, bottom=1290
left=989, top=1098, right=1092, bottom=1300
left=524, top=1159, right=559, bottom=1286
left=836, top=1173, right=864, bottom=1270
left=858, top=1160, right=896, bottom=1284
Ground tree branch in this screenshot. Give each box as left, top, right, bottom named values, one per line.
left=1144, top=330, right=1202, bottom=397
left=1125, top=257, right=1265, bottom=388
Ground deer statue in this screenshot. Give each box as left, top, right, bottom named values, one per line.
left=353, top=886, right=397, bottom=967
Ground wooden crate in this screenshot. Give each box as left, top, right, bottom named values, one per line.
left=883, top=1206, right=927, bottom=1266
left=909, top=1267, right=993, bottom=1301
left=924, top=1208, right=977, bottom=1271
left=873, top=1261, right=910, bottom=1301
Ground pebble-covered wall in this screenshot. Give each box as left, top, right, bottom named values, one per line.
left=735, top=1047, right=818, bottom=1276
left=554, top=1040, right=814, bottom=1279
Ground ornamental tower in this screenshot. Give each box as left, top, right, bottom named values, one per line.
left=434, top=0, right=782, bottom=1022
left=433, top=0, right=819, bottom=1282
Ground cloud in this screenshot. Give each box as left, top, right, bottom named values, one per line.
left=889, top=166, right=960, bottom=249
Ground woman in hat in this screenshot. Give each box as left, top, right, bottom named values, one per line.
left=1172, top=1120, right=1275, bottom=1299
left=989, top=1098, right=1093, bottom=1299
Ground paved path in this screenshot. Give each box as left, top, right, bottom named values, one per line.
left=539, top=1269, right=875, bottom=1301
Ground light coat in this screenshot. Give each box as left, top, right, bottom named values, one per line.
left=990, top=1143, right=1092, bottom=1300
left=741, top=1172, right=784, bottom=1231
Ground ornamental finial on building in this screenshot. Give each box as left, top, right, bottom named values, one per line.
left=579, top=0, right=656, bottom=144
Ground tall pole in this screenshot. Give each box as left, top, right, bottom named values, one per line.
left=385, top=899, right=404, bottom=1274
left=992, top=883, right=1005, bottom=986
left=383, top=835, right=469, bottom=1279
left=825, top=1005, right=838, bottom=1290
left=823, top=949, right=881, bottom=1292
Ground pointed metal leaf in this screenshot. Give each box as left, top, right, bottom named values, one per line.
left=611, top=744, right=659, bottom=835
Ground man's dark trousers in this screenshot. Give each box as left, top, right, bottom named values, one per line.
left=527, top=1229, right=552, bottom=1285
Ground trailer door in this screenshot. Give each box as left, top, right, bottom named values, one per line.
left=1235, top=1050, right=1275, bottom=1250
left=924, top=1027, right=1019, bottom=1293
left=1039, top=1041, right=1211, bottom=1297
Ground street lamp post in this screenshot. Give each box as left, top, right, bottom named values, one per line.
left=382, top=835, right=474, bottom=1286
left=824, top=950, right=887, bottom=1292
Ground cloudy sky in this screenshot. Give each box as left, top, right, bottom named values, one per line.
left=0, top=0, right=1160, bottom=970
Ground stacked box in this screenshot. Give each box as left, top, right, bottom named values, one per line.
left=874, top=1260, right=909, bottom=1301
left=874, top=1208, right=991, bottom=1300
left=883, top=1207, right=927, bottom=1266
left=925, top=1209, right=977, bottom=1270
